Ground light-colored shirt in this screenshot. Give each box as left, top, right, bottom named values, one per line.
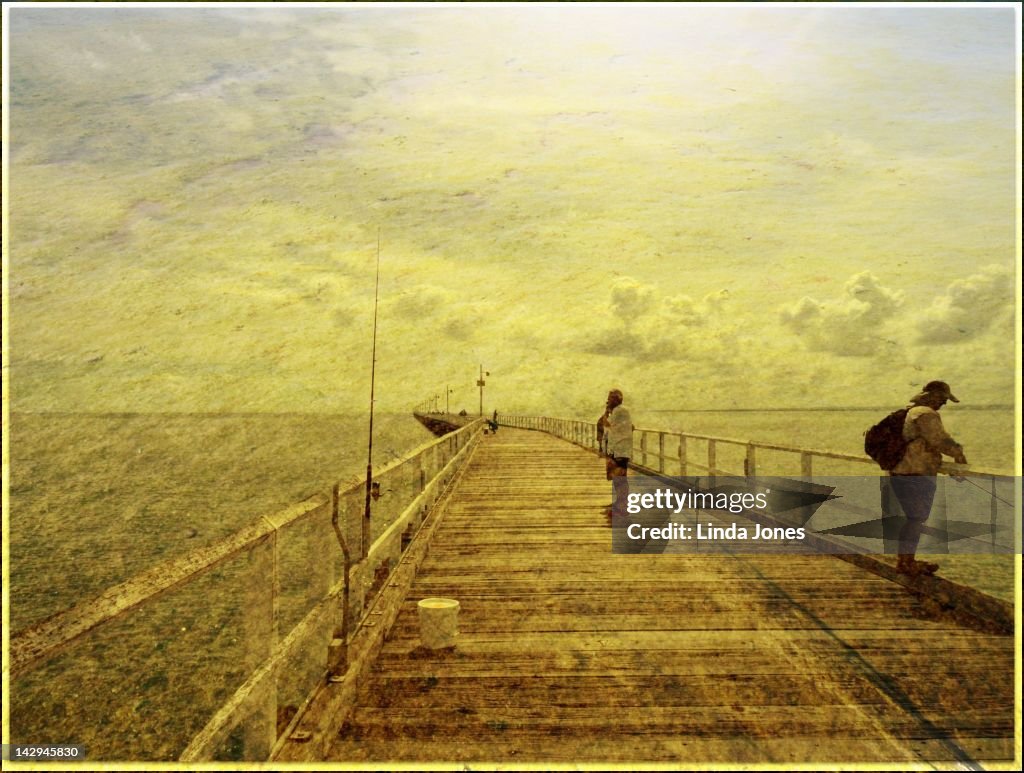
left=606, top=404, right=633, bottom=459
left=891, top=405, right=962, bottom=476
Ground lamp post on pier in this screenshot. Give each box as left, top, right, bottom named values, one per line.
left=445, top=385, right=454, bottom=414
left=477, top=364, right=489, bottom=417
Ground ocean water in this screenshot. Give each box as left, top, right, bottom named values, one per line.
left=7, top=411, right=435, bottom=631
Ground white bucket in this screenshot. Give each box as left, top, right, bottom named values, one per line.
left=417, top=597, right=460, bottom=649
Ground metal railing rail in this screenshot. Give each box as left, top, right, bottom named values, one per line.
left=499, top=414, right=1012, bottom=479
left=8, top=418, right=486, bottom=762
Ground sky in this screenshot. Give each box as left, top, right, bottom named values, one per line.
left=3, top=2, right=1020, bottom=416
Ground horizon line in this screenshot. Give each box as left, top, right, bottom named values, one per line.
left=10, top=405, right=1015, bottom=417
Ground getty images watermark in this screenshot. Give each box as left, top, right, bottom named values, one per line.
left=610, top=475, right=1020, bottom=555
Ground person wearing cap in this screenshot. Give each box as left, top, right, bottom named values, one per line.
left=890, top=380, right=968, bottom=576
left=603, top=389, right=633, bottom=522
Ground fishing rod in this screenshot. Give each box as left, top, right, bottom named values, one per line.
left=363, top=228, right=382, bottom=558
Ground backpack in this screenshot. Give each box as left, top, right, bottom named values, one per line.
left=864, top=408, right=909, bottom=470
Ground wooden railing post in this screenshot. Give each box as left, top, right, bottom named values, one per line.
left=658, top=432, right=666, bottom=473
left=252, top=526, right=281, bottom=759
left=640, top=432, right=647, bottom=467
left=990, top=476, right=998, bottom=551
left=935, top=473, right=948, bottom=538
left=678, top=435, right=687, bottom=477
left=270, top=528, right=280, bottom=652
left=745, top=444, right=756, bottom=477
left=801, top=452, right=813, bottom=479
left=707, top=440, right=717, bottom=476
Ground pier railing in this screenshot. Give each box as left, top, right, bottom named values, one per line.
left=8, top=418, right=485, bottom=762
left=500, top=415, right=1015, bottom=550
left=499, top=414, right=1011, bottom=479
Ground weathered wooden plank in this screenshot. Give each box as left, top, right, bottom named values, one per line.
left=354, top=674, right=1010, bottom=711
left=372, top=628, right=1013, bottom=654
left=358, top=651, right=1004, bottom=680
left=381, top=599, right=985, bottom=632
left=339, top=705, right=1014, bottom=738
left=330, top=732, right=923, bottom=764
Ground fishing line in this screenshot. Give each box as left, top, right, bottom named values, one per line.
left=956, top=475, right=1015, bottom=508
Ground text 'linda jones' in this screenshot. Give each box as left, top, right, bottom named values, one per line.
left=623, top=487, right=806, bottom=541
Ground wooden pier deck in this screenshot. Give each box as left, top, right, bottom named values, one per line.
left=324, top=429, right=1015, bottom=765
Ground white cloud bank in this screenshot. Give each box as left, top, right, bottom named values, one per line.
left=779, top=272, right=904, bottom=357
left=914, top=264, right=1015, bottom=344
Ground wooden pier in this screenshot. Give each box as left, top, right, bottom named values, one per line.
left=10, top=417, right=1015, bottom=765
left=283, top=428, right=1015, bottom=766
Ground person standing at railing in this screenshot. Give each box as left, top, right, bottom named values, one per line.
left=889, top=380, right=968, bottom=576
left=603, top=389, right=633, bottom=523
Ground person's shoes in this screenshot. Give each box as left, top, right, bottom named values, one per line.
left=896, top=555, right=939, bottom=576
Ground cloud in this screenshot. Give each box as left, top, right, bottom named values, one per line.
left=579, top=278, right=733, bottom=363
left=609, top=277, right=655, bottom=318
left=914, top=264, right=1015, bottom=344
left=779, top=271, right=903, bottom=356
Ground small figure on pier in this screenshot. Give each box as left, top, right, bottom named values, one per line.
left=603, top=389, right=632, bottom=523
left=888, top=380, right=967, bottom=576
left=487, top=409, right=499, bottom=433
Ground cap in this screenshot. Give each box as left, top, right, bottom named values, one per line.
left=922, top=380, right=959, bottom=403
